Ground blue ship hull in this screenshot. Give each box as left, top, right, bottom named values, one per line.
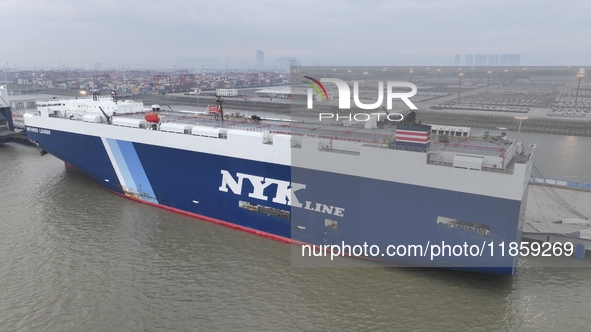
left=27, top=126, right=525, bottom=274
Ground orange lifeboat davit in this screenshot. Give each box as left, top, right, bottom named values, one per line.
left=145, top=113, right=160, bottom=123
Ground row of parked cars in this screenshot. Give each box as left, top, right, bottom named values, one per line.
left=551, top=96, right=591, bottom=110
left=558, top=90, right=591, bottom=96
left=483, top=87, right=553, bottom=95
left=459, top=97, right=541, bottom=107
left=430, top=104, right=528, bottom=113
left=548, top=108, right=591, bottom=118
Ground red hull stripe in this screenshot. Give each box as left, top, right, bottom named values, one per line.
left=396, top=133, right=429, bottom=139
left=396, top=136, right=430, bottom=143
left=396, top=130, right=430, bottom=137
left=109, top=189, right=293, bottom=244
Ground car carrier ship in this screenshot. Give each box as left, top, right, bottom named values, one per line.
left=23, top=92, right=533, bottom=274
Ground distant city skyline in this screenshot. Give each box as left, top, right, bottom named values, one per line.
left=456, top=54, right=521, bottom=67
left=1, top=0, right=590, bottom=68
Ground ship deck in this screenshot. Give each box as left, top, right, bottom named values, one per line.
left=128, top=110, right=395, bottom=144
left=132, top=111, right=530, bottom=174
left=31, top=106, right=531, bottom=174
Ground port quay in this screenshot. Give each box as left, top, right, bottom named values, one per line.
left=6, top=66, right=591, bottom=136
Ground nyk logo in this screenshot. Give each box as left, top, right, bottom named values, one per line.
left=218, top=170, right=345, bottom=217
left=305, top=76, right=418, bottom=110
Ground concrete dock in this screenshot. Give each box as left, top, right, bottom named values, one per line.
left=523, top=183, right=591, bottom=252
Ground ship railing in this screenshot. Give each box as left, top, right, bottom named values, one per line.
left=51, top=110, right=394, bottom=145
left=164, top=119, right=385, bottom=144
left=394, top=145, right=429, bottom=152
left=361, top=143, right=390, bottom=149
left=156, top=119, right=297, bottom=137
left=429, top=144, right=504, bottom=157
left=50, top=107, right=386, bottom=144
left=361, top=143, right=426, bottom=152
left=425, top=160, right=516, bottom=174
left=479, top=166, right=515, bottom=174
left=319, top=147, right=361, bottom=156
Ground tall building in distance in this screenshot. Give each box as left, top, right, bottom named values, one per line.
left=454, top=55, right=460, bottom=66
left=458, top=54, right=521, bottom=66
left=507, top=54, right=521, bottom=66
left=488, top=54, right=499, bottom=66
left=464, top=55, right=474, bottom=66
left=475, top=54, right=487, bottom=66
left=257, top=50, right=264, bottom=69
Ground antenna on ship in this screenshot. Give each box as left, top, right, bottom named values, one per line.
left=98, top=106, right=111, bottom=124
left=215, top=94, right=224, bottom=121
left=379, top=106, right=404, bottom=128
left=404, top=110, right=417, bottom=125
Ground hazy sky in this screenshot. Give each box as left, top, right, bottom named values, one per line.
left=2, top=0, right=590, bottom=70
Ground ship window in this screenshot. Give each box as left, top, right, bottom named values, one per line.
left=325, top=219, right=338, bottom=229
left=436, top=216, right=462, bottom=229
left=464, top=222, right=475, bottom=231
left=476, top=224, right=490, bottom=235
left=238, top=200, right=290, bottom=219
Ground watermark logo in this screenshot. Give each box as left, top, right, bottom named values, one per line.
left=306, top=77, right=418, bottom=111
left=304, top=77, right=417, bottom=122
left=303, top=76, right=329, bottom=101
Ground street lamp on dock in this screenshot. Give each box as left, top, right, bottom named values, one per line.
left=457, top=72, right=464, bottom=103
left=515, top=116, right=528, bottom=133
left=575, top=68, right=585, bottom=109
